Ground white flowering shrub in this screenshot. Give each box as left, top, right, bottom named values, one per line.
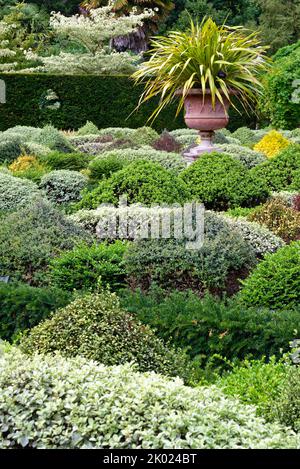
left=219, top=144, right=267, bottom=169
left=22, top=4, right=153, bottom=75
left=24, top=50, right=140, bottom=75
left=0, top=172, right=40, bottom=212
left=40, top=170, right=88, bottom=204
left=0, top=347, right=298, bottom=449
left=219, top=214, right=285, bottom=256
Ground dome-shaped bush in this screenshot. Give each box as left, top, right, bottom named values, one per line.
left=219, top=144, right=267, bottom=168
left=20, top=291, right=190, bottom=380
left=0, top=172, right=40, bottom=212
left=125, top=212, right=256, bottom=294
left=239, top=242, right=300, bottom=310
left=180, top=153, right=269, bottom=210
left=254, top=130, right=290, bottom=158
left=249, top=144, right=300, bottom=192
left=40, top=170, right=88, bottom=204
left=78, top=160, right=191, bottom=209
left=0, top=348, right=298, bottom=449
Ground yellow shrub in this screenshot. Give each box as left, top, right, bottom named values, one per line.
left=9, top=155, right=39, bottom=172
left=254, top=130, right=290, bottom=158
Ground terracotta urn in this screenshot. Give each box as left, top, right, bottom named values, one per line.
left=177, top=89, right=233, bottom=163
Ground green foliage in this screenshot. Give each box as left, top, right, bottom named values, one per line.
left=0, top=200, right=90, bottom=285
left=120, top=288, right=300, bottom=363
left=270, top=365, right=300, bottom=432
left=249, top=144, right=300, bottom=191
left=0, top=135, right=24, bottom=163
left=49, top=241, right=128, bottom=292
left=78, top=160, right=191, bottom=209
left=133, top=18, right=268, bottom=121
left=40, top=169, right=88, bottom=204
left=217, top=357, right=287, bottom=418
left=239, top=242, right=300, bottom=309
left=90, top=147, right=186, bottom=173
left=88, top=155, right=126, bottom=181
left=231, top=126, right=260, bottom=146
left=20, top=291, right=191, bottom=381
left=0, top=73, right=254, bottom=132
left=219, top=144, right=267, bottom=169
left=261, top=44, right=300, bottom=129
left=124, top=212, right=256, bottom=293
left=41, top=151, right=91, bottom=171
left=31, top=125, right=74, bottom=152
left=1, top=348, right=298, bottom=449
left=0, top=171, right=40, bottom=212
left=0, top=282, right=71, bottom=341
left=77, top=121, right=99, bottom=136
left=180, top=153, right=269, bottom=210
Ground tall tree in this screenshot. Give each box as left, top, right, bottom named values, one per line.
left=256, top=0, right=300, bottom=54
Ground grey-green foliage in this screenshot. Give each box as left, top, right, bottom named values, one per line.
left=218, top=214, right=285, bottom=256
left=40, top=170, right=88, bottom=204
left=98, top=126, right=159, bottom=145
left=0, top=347, right=299, bottom=449
left=0, top=200, right=90, bottom=285
left=77, top=121, right=99, bottom=136
left=0, top=134, right=24, bottom=163
left=30, top=125, right=74, bottom=153
left=219, top=144, right=267, bottom=168
left=20, top=291, right=191, bottom=381
left=125, top=211, right=257, bottom=292
left=0, top=172, right=40, bottom=212
left=92, top=148, right=186, bottom=173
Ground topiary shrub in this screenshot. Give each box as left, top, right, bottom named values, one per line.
left=219, top=214, right=285, bottom=256
left=231, top=127, right=259, bottom=146
left=40, top=170, right=88, bottom=204
left=125, top=212, right=256, bottom=295
left=77, top=121, right=99, bottom=136
left=0, top=282, right=71, bottom=341
left=0, top=135, right=24, bottom=163
left=41, top=151, right=91, bottom=171
left=9, top=155, right=50, bottom=183
left=121, top=288, right=300, bottom=364
left=78, top=160, right=191, bottom=209
left=249, top=144, right=300, bottom=192
left=49, top=241, right=128, bottom=292
left=24, top=142, right=52, bottom=158
left=31, top=125, right=74, bottom=153
left=20, top=291, right=191, bottom=380
left=254, top=130, right=290, bottom=158
left=248, top=198, right=300, bottom=242
left=1, top=348, right=298, bottom=449
left=129, top=126, right=159, bottom=146
left=180, top=153, right=269, bottom=210
left=0, top=200, right=91, bottom=285
left=218, top=144, right=267, bottom=168
left=239, top=242, right=300, bottom=310
left=88, top=155, right=125, bottom=180
left=0, top=172, right=40, bottom=212
left=91, top=147, right=186, bottom=173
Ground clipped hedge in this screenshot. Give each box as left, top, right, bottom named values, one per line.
left=0, top=73, right=254, bottom=132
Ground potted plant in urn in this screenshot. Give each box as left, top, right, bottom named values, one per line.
left=132, top=18, right=269, bottom=162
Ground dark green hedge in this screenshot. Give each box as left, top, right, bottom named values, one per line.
left=0, top=73, right=256, bottom=132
